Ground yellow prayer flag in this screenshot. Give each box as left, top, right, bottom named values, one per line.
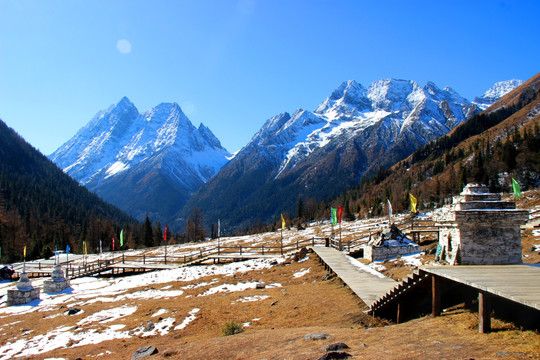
left=83, top=241, right=87, bottom=255
left=281, top=213, right=286, bottom=230
left=409, top=193, right=417, bottom=213
left=23, top=245, right=27, bottom=258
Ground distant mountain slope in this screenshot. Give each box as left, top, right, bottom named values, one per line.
left=473, top=79, right=524, bottom=109
left=50, top=98, right=231, bottom=224
left=180, top=78, right=520, bottom=232
left=339, top=72, right=540, bottom=218
left=0, top=119, right=137, bottom=262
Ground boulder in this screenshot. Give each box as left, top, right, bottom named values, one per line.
left=132, top=346, right=158, bottom=360
left=304, top=333, right=330, bottom=341
left=323, top=342, right=349, bottom=351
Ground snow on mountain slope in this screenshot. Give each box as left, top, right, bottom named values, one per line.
left=473, top=79, right=524, bottom=109
left=50, top=98, right=231, bottom=222
left=52, top=98, right=230, bottom=187
left=269, top=78, right=476, bottom=177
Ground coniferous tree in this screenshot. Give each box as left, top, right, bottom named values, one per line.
left=142, top=215, right=153, bottom=247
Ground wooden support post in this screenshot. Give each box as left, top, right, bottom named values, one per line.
left=396, top=302, right=404, bottom=324
left=261, top=246, right=264, bottom=255
left=479, top=291, right=492, bottom=333
left=143, top=254, right=146, bottom=264
left=432, top=275, right=441, bottom=317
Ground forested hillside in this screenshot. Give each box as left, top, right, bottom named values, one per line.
left=332, top=73, right=540, bottom=219
left=0, top=120, right=146, bottom=262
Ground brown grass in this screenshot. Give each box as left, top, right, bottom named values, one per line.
left=3, top=192, right=540, bottom=359
left=2, top=250, right=538, bottom=360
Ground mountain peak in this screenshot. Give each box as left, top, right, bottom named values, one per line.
left=316, top=80, right=370, bottom=114
left=117, top=96, right=134, bottom=106
left=473, top=79, right=524, bottom=109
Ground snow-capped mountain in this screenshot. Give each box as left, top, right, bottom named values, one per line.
left=181, top=78, right=512, bottom=231
left=50, top=97, right=231, bottom=223
left=473, top=79, right=524, bottom=109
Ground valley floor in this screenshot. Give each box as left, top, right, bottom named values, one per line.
left=0, top=253, right=538, bottom=359
left=0, top=191, right=539, bottom=359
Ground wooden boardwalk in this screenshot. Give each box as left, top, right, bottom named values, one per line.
left=370, top=264, right=540, bottom=332
left=421, top=265, right=540, bottom=311
left=313, top=247, right=397, bottom=307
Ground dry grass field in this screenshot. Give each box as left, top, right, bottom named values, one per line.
left=0, top=251, right=538, bottom=360
left=1, top=190, right=539, bottom=359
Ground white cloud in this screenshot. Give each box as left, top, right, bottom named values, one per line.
left=116, top=39, right=132, bottom=54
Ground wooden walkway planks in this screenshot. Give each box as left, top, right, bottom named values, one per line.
left=313, top=246, right=397, bottom=307
left=421, top=265, right=540, bottom=311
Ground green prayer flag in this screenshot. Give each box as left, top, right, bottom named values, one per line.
left=120, top=229, right=124, bottom=247
left=512, top=178, right=521, bottom=198
left=331, top=208, right=337, bottom=226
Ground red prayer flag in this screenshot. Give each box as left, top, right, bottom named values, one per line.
left=112, top=237, right=115, bottom=251
left=338, top=206, right=343, bottom=223
left=164, top=225, right=168, bottom=242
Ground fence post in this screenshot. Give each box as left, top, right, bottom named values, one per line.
left=143, top=254, right=146, bottom=264
left=296, top=241, right=299, bottom=250
left=312, top=237, right=315, bottom=247
left=240, top=246, right=242, bottom=255
left=164, top=252, right=167, bottom=265
left=261, top=246, right=264, bottom=255
left=122, top=253, right=125, bottom=264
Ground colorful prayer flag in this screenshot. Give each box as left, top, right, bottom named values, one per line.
left=512, top=178, right=521, bottom=198
left=164, top=225, right=168, bottom=242
left=338, top=206, right=343, bottom=224
left=387, top=199, right=393, bottom=218
left=281, top=213, right=286, bottom=230
left=23, top=245, right=26, bottom=258
left=120, top=229, right=124, bottom=247
left=83, top=241, right=87, bottom=255
left=66, top=244, right=70, bottom=254
left=331, top=208, right=337, bottom=226
left=409, top=193, right=417, bottom=213
left=112, top=237, right=115, bottom=251
left=217, top=219, right=221, bottom=238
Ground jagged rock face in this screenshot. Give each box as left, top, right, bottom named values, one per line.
left=473, top=79, right=524, bottom=109
left=182, top=78, right=499, bottom=231
left=50, top=97, right=231, bottom=224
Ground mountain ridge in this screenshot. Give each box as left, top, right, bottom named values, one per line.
left=50, top=98, right=231, bottom=224
left=178, top=77, right=521, bottom=232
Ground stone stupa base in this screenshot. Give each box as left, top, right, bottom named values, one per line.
left=7, top=273, right=40, bottom=306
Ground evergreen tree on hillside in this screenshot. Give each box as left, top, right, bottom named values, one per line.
left=141, top=215, right=153, bottom=247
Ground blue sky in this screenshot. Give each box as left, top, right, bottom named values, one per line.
left=0, top=0, right=538, bottom=155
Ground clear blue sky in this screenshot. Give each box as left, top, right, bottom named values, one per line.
left=1, top=0, right=538, bottom=155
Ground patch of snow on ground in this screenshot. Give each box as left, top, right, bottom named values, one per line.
left=133, top=317, right=176, bottom=337
left=399, top=252, right=425, bottom=267
left=233, top=295, right=270, bottom=304
left=174, top=308, right=200, bottom=330
left=199, top=282, right=262, bottom=296
left=0, top=323, right=132, bottom=360
left=293, top=268, right=311, bottom=278
left=152, top=309, right=168, bottom=317
left=77, top=305, right=137, bottom=325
